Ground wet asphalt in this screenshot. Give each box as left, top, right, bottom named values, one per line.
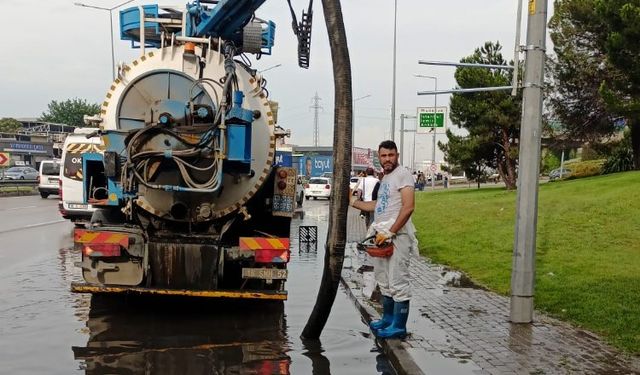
left=0, top=195, right=394, bottom=375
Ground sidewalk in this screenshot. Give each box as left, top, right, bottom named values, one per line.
left=343, top=207, right=640, bottom=375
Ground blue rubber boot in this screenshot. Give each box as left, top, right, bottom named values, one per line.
left=369, top=295, right=394, bottom=333
left=376, top=300, right=409, bottom=339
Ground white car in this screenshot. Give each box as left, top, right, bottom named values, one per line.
left=305, top=177, right=332, bottom=200
left=2, top=166, right=39, bottom=180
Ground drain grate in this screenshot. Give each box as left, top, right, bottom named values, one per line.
left=299, top=225, right=317, bottom=252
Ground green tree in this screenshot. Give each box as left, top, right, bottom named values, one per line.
left=0, top=118, right=22, bottom=133
left=439, top=129, right=492, bottom=189
left=39, top=98, right=100, bottom=127
left=555, top=0, right=640, bottom=168
left=548, top=0, right=620, bottom=143
left=446, top=41, right=521, bottom=190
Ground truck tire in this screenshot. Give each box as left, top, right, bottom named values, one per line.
left=40, top=192, right=49, bottom=199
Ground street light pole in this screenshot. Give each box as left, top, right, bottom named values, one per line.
left=510, top=0, right=548, bottom=323
left=390, top=0, right=398, bottom=142
left=74, top=0, right=136, bottom=81
left=414, top=74, right=438, bottom=188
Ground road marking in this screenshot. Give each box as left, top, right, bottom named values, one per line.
left=0, top=205, right=39, bottom=211
left=0, top=219, right=67, bottom=235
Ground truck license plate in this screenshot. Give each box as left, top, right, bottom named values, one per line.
left=242, top=268, right=288, bottom=280
left=69, top=203, right=88, bottom=209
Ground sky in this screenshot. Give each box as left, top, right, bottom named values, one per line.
left=0, top=0, right=553, bottom=169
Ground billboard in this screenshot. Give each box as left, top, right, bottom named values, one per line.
left=352, top=147, right=374, bottom=169
left=275, top=150, right=293, bottom=167
left=298, top=155, right=332, bottom=178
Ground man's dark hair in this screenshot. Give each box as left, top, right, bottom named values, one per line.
left=366, top=167, right=374, bottom=176
left=378, top=140, right=397, bottom=152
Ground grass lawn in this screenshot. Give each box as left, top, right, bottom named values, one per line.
left=413, top=171, right=640, bottom=353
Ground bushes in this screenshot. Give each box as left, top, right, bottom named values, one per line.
left=602, top=145, right=635, bottom=174
left=565, top=159, right=605, bottom=179
left=541, top=152, right=560, bottom=174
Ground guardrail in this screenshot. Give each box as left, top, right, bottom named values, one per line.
left=0, top=179, right=38, bottom=196
left=0, top=179, right=38, bottom=186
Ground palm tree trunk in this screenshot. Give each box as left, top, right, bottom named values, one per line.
left=301, top=0, right=352, bottom=339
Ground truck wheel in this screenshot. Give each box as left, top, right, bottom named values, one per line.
left=313, top=197, right=317, bottom=200
left=305, top=196, right=309, bottom=200
left=40, top=192, right=49, bottom=199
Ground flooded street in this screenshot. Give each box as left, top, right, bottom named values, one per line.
left=0, top=196, right=393, bottom=374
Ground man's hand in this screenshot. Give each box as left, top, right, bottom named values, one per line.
left=349, top=190, right=358, bottom=207
left=375, top=230, right=395, bottom=246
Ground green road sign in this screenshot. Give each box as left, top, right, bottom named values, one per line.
left=419, top=112, right=445, bottom=128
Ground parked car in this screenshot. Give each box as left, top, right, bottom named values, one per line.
left=305, top=177, right=332, bottom=200
left=549, top=167, right=572, bottom=181
left=2, top=166, right=38, bottom=180
left=38, top=160, right=61, bottom=198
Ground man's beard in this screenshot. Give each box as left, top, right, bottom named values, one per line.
left=383, top=160, right=398, bottom=173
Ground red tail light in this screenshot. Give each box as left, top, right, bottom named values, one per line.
left=304, top=184, right=309, bottom=188
left=59, top=179, right=63, bottom=200
left=37, top=175, right=40, bottom=183
left=255, top=249, right=290, bottom=263
left=325, top=184, right=331, bottom=189
left=82, top=244, right=121, bottom=257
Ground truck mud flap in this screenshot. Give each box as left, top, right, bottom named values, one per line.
left=70, top=282, right=287, bottom=300
left=148, top=241, right=220, bottom=290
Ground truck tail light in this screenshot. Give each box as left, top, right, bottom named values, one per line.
left=325, top=184, right=330, bottom=189
left=255, top=249, right=290, bottom=263
left=304, top=184, right=309, bottom=188
left=82, top=243, right=121, bottom=257
left=59, top=179, right=63, bottom=200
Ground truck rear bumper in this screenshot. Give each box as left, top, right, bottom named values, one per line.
left=71, top=282, right=288, bottom=300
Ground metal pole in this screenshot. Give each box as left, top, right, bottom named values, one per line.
left=412, top=126, right=416, bottom=170
left=431, top=78, right=437, bottom=189
left=109, top=10, right=116, bottom=81
left=400, top=114, right=405, bottom=165
left=512, top=0, right=524, bottom=96
left=510, top=0, right=548, bottom=323
left=390, top=0, right=397, bottom=141
left=559, top=149, right=565, bottom=178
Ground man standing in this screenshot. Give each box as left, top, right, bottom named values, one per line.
left=349, top=140, right=416, bottom=339
left=355, top=167, right=379, bottom=227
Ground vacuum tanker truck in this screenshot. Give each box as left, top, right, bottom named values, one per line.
left=71, top=0, right=305, bottom=300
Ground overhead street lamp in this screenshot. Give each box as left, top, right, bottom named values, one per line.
left=74, top=0, right=136, bottom=81
left=414, top=74, right=438, bottom=189
left=352, top=94, right=371, bottom=167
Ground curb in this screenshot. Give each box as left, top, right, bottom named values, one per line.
left=341, top=267, right=425, bottom=375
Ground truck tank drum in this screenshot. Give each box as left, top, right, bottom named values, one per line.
left=99, top=45, right=276, bottom=222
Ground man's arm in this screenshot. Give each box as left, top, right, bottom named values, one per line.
left=350, top=195, right=376, bottom=212
left=389, top=186, right=415, bottom=234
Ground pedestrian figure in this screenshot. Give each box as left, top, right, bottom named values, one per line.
left=355, top=167, right=379, bottom=227
left=349, top=140, right=417, bottom=339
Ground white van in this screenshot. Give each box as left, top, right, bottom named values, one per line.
left=59, top=128, right=103, bottom=222
left=38, top=159, right=61, bottom=198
